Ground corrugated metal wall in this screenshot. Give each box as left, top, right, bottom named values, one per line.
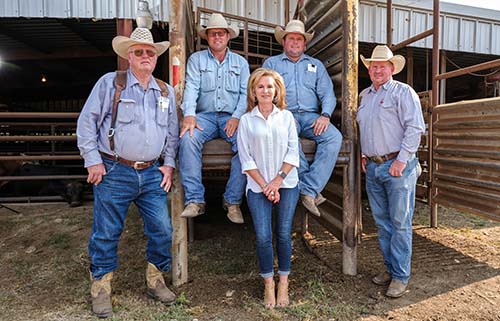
left=194, top=0, right=296, bottom=26
left=359, top=0, right=500, bottom=55
left=0, top=0, right=170, bottom=21
left=0, top=0, right=296, bottom=25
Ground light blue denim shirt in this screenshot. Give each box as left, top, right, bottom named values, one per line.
left=357, top=79, right=425, bottom=163
left=77, top=69, right=179, bottom=168
left=262, top=53, right=336, bottom=116
left=181, top=48, right=250, bottom=119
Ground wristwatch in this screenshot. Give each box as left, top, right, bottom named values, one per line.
left=321, top=112, right=330, bottom=119
left=278, top=170, right=287, bottom=179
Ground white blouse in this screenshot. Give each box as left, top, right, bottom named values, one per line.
left=237, top=106, right=299, bottom=193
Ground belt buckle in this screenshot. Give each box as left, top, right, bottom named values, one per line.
left=133, top=161, right=145, bottom=170
left=372, top=156, right=384, bottom=164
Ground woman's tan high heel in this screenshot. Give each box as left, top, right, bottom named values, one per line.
left=277, top=281, right=289, bottom=307
left=264, top=281, right=276, bottom=309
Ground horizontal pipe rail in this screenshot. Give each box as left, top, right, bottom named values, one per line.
left=0, top=175, right=87, bottom=181
left=436, top=58, right=500, bottom=80
left=0, top=136, right=76, bottom=142
left=0, top=112, right=79, bottom=119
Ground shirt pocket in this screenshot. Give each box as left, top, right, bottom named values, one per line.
left=225, top=68, right=241, bottom=93
left=303, top=70, right=316, bottom=89
left=155, top=99, right=171, bottom=126
left=379, top=100, right=398, bottom=122
left=117, top=99, right=137, bottom=124
left=200, top=68, right=216, bottom=92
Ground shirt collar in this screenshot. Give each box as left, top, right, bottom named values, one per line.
left=127, top=69, right=161, bottom=92
left=207, top=47, right=231, bottom=64
left=279, top=52, right=309, bottom=63
left=369, top=78, right=394, bottom=93
left=250, top=105, right=281, bottom=119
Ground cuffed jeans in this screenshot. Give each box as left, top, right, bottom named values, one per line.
left=247, top=186, right=299, bottom=278
left=89, top=158, right=173, bottom=280
left=365, top=157, right=419, bottom=284
left=179, top=112, right=246, bottom=205
left=293, top=112, right=342, bottom=198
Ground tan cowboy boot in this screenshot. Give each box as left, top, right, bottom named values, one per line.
left=90, top=272, right=113, bottom=318
left=180, top=203, right=205, bottom=218
left=146, top=262, right=176, bottom=305
left=223, top=200, right=244, bottom=224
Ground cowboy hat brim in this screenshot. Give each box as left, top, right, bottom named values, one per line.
left=197, top=25, right=239, bottom=40
left=360, top=54, right=406, bottom=75
left=274, top=26, right=314, bottom=45
left=112, top=36, right=170, bottom=59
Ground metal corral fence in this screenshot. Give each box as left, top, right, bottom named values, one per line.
left=431, top=97, right=500, bottom=222
left=0, top=112, right=87, bottom=203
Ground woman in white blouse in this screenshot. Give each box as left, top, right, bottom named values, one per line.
left=237, top=68, right=300, bottom=309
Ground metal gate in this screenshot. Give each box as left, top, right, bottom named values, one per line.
left=431, top=97, right=500, bottom=222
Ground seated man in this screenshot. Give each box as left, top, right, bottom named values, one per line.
left=263, top=20, right=343, bottom=216
left=179, top=13, right=249, bottom=223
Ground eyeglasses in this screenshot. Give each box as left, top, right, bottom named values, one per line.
left=129, top=48, right=157, bottom=57
left=207, top=30, right=227, bottom=38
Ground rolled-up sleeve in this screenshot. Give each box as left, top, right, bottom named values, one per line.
left=237, top=116, right=257, bottom=171
left=162, top=87, right=180, bottom=168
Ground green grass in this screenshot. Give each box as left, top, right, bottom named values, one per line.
left=44, top=232, right=72, bottom=250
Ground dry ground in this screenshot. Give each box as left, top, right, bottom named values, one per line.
left=0, top=196, right=499, bottom=321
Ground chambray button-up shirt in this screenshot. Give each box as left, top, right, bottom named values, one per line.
left=237, top=106, right=300, bottom=193
left=181, top=48, right=249, bottom=119
left=357, top=79, right=425, bottom=163
left=77, top=69, right=179, bottom=168
left=262, top=53, right=336, bottom=117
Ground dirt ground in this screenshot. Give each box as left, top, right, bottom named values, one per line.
left=0, top=196, right=499, bottom=321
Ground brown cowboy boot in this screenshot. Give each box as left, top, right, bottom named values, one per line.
left=146, top=262, right=176, bottom=305
left=90, top=272, right=113, bottom=318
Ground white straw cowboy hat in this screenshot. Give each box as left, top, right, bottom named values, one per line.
left=360, top=45, right=406, bottom=75
left=112, top=28, right=170, bottom=59
left=198, top=13, right=239, bottom=40
left=274, top=20, right=314, bottom=45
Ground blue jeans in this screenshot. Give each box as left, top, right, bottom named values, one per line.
left=179, top=112, right=246, bottom=205
left=247, top=186, right=299, bottom=278
left=89, top=158, right=173, bottom=279
left=293, top=112, right=342, bottom=197
left=365, top=157, right=419, bottom=284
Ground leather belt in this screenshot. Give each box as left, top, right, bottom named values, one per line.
left=366, top=152, right=399, bottom=164
left=100, top=152, right=156, bottom=170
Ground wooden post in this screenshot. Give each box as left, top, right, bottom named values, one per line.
left=341, top=0, right=359, bottom=276
left=169, top=0, right=188, bottom=287
left=116, top=19, right=132, bottom=70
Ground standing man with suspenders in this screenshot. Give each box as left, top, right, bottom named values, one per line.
left=77, top=27, right=179, bottom=318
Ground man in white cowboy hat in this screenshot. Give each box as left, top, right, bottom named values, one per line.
left=263, top=20, right=343, bottom=217
left=179, top=13, right=249, bottom=223
left=77, top=27, right=179, bottom=317
left=357, top=45, right=425, bottom=298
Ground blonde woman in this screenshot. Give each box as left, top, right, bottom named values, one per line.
left=237, top=68, right=299, bottom=309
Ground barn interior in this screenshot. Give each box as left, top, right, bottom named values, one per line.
left=0, top=14, right=499, bottom=202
